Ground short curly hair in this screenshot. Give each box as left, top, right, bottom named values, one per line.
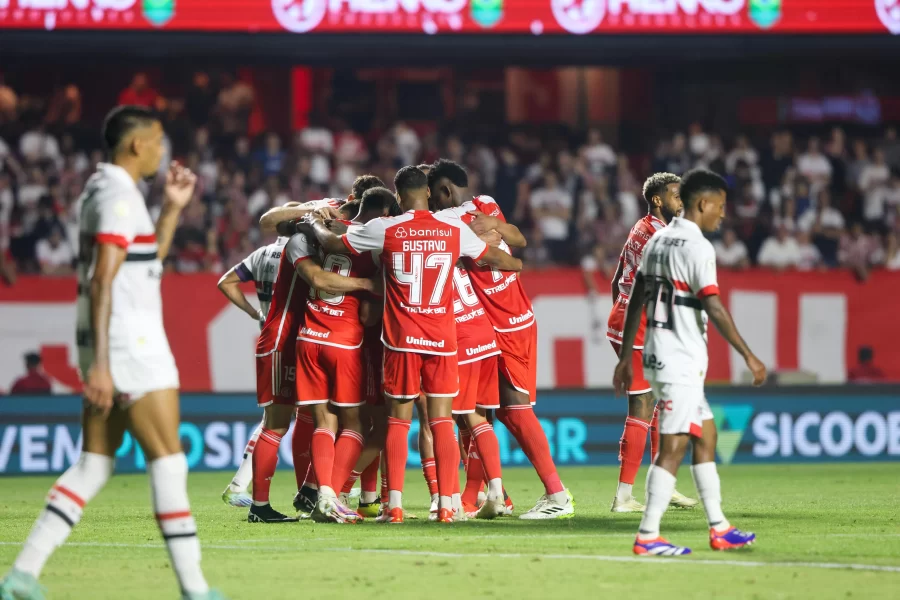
left=641, top=172, right=681, bottom=208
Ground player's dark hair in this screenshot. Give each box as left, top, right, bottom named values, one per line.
left=351, top=174, right=385, bottom=201
left=679, top=168, right=728, bottom=209
left=102, top=105, right=159, bottom=154
left=427, top=159, right=468, bottom=189
left=394, top=165, right=428, bottom=194
left=416, top=163, right=432, bottom=174
left=339, top=199, right=360, bottom=218
left=360, top=187, right=400, bottom=217
left=642, top=172, right=681, bottom=207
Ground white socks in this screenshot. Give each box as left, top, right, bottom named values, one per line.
left=231, top=418, right=264, bottom=490
left=14, top=452, right=114, bottom=578
left=616, top=482, right=634, bottom=502
left=487, top=478, right=503, bottom=499
left=149, top=453, right=209, bottom=596
left=691, top=461, right=730, bottom=531
left=637, top=466, right=675, bottom=540
left=389, top=490, right=403, bottom=509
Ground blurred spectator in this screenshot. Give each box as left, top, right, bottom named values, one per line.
left=714, top=228, right=749, bottom=269
left=882, top=127, right=900, bottom=169
left=495, top=147, right=523, bottom=218
left=248, top=175, right=289, bottom=218
left=0, top=76, right=17, bottom=124
left=761, top=131, right=794, bottom=193
left=254, top=132, right=286, bottom=177
left=529, top=171, right=573, bottom=263
left=797, top=137, right=832, bottom=195
left=393, top=122, right=421, bottom=166
left=757, top=225, right=799, bottom=270
left=216, top=73, right=254, bottom=139
left=846, top=139, right=870, bottom=193
left=118, top=73, right=162, bottom=110
left=186, top=72, right=215, bottom=127
left=725, top=134, right=758, bottom=173
left=858, top=148, right=892, bottom=230
left=334, top=121, right=368, bottom=164
left=231, top=135, right=253, bottom=173
left=44, top=84, right=82, bottom=128
left=798, top=190, right=845, bottom=266
left=19, top=124, right=60, bottom=166
left=795, top=230, right=822, bottom=271
left=688, top=122, right=710, bottom=158
left=36, top=227, right=74, bottom=276
left=10, top=353, right=52, bottom=394
left=848, top=346, right=885, bottom=383
left=840, top=222, right=883, bottom=281
left=581, top=129, right=616, bottom=176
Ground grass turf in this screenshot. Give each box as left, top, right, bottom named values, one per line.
left=1, top=464, right=899, bottom=599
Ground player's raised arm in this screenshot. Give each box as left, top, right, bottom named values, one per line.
left=467, top=211, right=527, bottom=248
left=260, top=201, right=343, bottom=234
left=613, top=271, right=646, bottom=395
left=296, top=216, right=351, bottom=255
left=155, top=162, right=197, bottom=261
left=286, top=232, right=375, bottom=295
left=459, top=224, right=522, bottom=272
left=86, top=241, right=127, bottom=417
left=217, top=267, right=262, bottom=323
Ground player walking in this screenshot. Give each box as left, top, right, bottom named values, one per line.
left=301, top=166, right=522, bottom=523
left=0, top=106, right=226, bottom=599
left=607, top=173, right=698, bottom=513
left=428, top=159, right=574, bottom=519
left=614, top=169, right=766, bottom=556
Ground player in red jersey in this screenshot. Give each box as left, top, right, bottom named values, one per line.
left=301, top=165, right=522, bottom=523
left=249, top=224, right=376, bottom=523
left=428, top=159, right=573, bottom=519
left=606, top=172, right=697, bottom=513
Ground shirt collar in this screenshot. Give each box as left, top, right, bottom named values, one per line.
left=98, top=163, right=139, bottom=189
left=672, top=216, right=702, bottom=235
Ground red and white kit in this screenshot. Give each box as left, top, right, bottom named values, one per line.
left=75, top=163, right=178, bottom=403
left=442, top=196, right=537, bottom=401
left=296, top=220, right=379, bottom=408
left=607, top=214, right=666, bottom=395
left=452, top=265, right=500, bottom=414
left=254, top=233, right=313, bottom=407
left=341, top=209, right=488, bottom=399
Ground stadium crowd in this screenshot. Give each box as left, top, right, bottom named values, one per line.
left=1, top=73, right=899, bottom=282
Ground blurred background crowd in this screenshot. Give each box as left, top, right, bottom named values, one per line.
left=1, top=70, right=899, bottom=284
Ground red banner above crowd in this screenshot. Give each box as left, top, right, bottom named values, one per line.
left=1, top=269, right=898, bottom=394
left=0, top=1, right=897, bottom=35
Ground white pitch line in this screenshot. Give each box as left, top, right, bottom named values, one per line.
left=1, top=541, right=898, bottom=573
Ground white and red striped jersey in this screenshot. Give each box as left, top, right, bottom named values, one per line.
left=452, top=265, right=500, bottom=365
left=75, top=163, right=165, bottom=351
left=297, top=219, right=379, bottom=349
left=256, top=233, right=313, bottom=357
left=341, top=210, right=488, bottom=355
left=615, top=213, right=667, bottom=302
left=441, top=195, right=535, bottom=333
left=234, top=238, right=288, bottom=318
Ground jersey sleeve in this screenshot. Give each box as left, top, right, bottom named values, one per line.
left=689, top=242, right=719, bottom=299
left=285, top=233, right=314, bottom=266
left=472, top=195, right=506, bottom=223
left=342, top=220, right=385, bottom=256
left=459, top=223, right=489, bottom=261
left=94, top=193, right=136, bottom=249
left=236, top=247, right=265, bottom=282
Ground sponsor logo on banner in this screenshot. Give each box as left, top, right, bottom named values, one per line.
left=271, top=0, right=467, bottom=35
left=550, top=0, right=746, bottom=34
left=748, top=0, right=780, bottom=28
left=143, top=0, right=174, bottom=26
left=710, top=403, right=753, bottom=465
left=471, top=0, right=503, bottom=28
left=875, top=0, right=900, bottom=34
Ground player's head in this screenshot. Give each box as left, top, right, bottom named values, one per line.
left=393, top=165, right=429, bottom=212
left=350, top=174, right=385, bottom=201
left=25, top=352, right=41, bottom=372
left=417, top=163, right=432, bottom=176
left=358, top=187, right=401, bottom=223
left=339, top=199, right=360, bottom=220
left=642, top=172, right=682, bottom=223
left=102, top=105, right=164, bottom=177
left=679, top=168, right=728, bottom=233
left=427, top=158, right=468, bottom=210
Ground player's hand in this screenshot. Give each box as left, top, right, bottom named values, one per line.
left=258, top=309, right=266, bottom=331
left=613, top=359, right=633, bottom=397
left=479, top=229, right=502, bottom=248
left=746, top=354, right=767, bottom=386
left=83, top=364, right=115, bottom=418
left=163, top=162, right=197, bottom=209
left=467, top=211, right=500, bottom=235
left=328, top=220, right=349, bottom=235
left=315, top=206, right=343, bottom=221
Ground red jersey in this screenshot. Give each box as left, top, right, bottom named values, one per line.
left=442, top=195, right=534, bottom=332
left=297, top=220, right=378, bottom=349
left=256, top=233, right=312, bottom=356
left=452, top=265, right=500, bottom=365
left=341, top=210, right=488, bottom=355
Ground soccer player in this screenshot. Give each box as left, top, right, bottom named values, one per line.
left=428, top=159, right=574, bottom=519
left=0, top=106, right=225, bottom=600
left=607, top=173, right=698, bottom=513
left=216, top=237, right=288, bottom=507
left=614, top=168, right=766, bottom=556
left=300, top=165, right=522, bottom=523
left=250, top=216, right=376, bottom=523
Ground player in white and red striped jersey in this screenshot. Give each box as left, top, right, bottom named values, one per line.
left=606, top=173, right=697, bottom=514
left=248, top=228, right=376, bottom=523
left=300, top=166, right=522, bottom=524
left=428, top=159, right=573, bottom=520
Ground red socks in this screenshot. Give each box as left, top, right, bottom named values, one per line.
left=420, top=458, right=438, bottom=496
left=429, top=417, right=460, bottom=501
left=618, top=416, right=650, bottom=485
left=332, top=430, right=365, bottom=496
left=292, top=412, right=315, bottom=490
left=462, top=437, right=484, bottom=506
left=471, top=421, right=502, bottom=482
left=497, top=406, right=563, bottom=495
left=251, top=429, right=283, bottom=504
left=650, top=404, right=660, bottom=462
left=361, top=455, right=379, bottom=495
left=310, top=428, right=336, bottom=491
left=385, top=417, right=411, bottom=497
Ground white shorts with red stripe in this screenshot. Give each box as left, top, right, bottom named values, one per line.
left=651, top=382, right=713, bottom=438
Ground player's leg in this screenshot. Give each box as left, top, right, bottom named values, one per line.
left=466, top=358, right=505, bottom=519
left=1, top=407, right=124, bottom=596
left=691, top=405, right=755, bottom=550
left=613, top=388, right=654, bottom=512
left=416, top=395, right=439, bottom=517
left=290, top=408, right=317, bottom=514
left=126, top=389, right=216, bottom=597
left=222, top=413, right=263, bottom=507
left=247, top=403, right=295, bottom=522
left=423, top=353, right=462, bottom=523
left=353, top=403, right=387, bottom=517
left=331, top=406, right=364, bottom=505
left=381, top=349, right=420, bottom=522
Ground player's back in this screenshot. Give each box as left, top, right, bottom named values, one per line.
left=240, top=238, right=288, bottom=318
left=639, top=217, right=719, bottom=386
left=616, top=214, right=666, bottom=301
left=452, top=264, right=499, bottom=363
left=442, top=196, right=534, bottom=332
left=257, top=233, right=313, bottom=356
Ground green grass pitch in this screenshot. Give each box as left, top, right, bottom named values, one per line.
left=2, top=464, right=899, bottom=599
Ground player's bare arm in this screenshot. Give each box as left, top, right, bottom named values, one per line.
left=479, top=246, right=523, bottom=272
left=467, top=211, right=527, bottom=248
left=156, top=162, right=197, bottom=261
left=85, top=242, right=127, bottom=417
left=217, top=268, right=261, bottom=321
left=295, top=258, right=375, bottom=295
left=298, top=216, right=349, bottom=255
left=259, top=202, right=343, bottom=234
left=613, top=272, right=646, bottom=395
left=478, top=230, right=503, bottom=248
left=701, top=294, right=767, bottom=386
left=609, top=259, right=624, bottom=306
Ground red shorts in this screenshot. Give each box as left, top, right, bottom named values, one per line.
left=455, top=355, right=499, bottom=414
left=362, top=341, right=384, bottom=406
left=296, top=340, right=364, bottom=408
left=383, top=349, right=458, bottom=400
left=255, top=348, right=296, bottom=407
left=609, top=340, right=652, bottom=396
left=607, top=297, right=646, bottom=349
left=496, top=324, right=537, bottom=404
